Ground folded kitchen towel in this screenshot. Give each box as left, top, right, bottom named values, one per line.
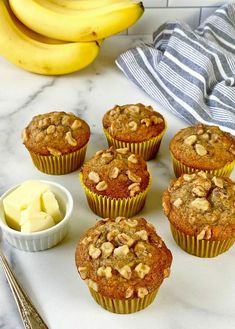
left=116, top=4, right=235, bottom=135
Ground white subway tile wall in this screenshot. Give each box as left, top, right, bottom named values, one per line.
left=127, top=0, right=231, bottom=34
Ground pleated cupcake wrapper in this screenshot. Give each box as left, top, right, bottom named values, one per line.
left=29, top=144, right=88, bottom=175
left=80, top=173, right=151, bottom=218
left=170, top=224, right=235, bottom=258
left=170, top=152, right=235, bottom=178
left=103, top=126, right=166, bottom=161
left=89, top=288, right=158, bottom=314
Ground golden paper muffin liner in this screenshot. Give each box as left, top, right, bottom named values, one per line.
left=89, top=288, right=158, bottom=314
left=103, top=126, right=166, bottom=161
left=80, top=173, right=151, bottom=218
left=170, top=152, right=235, bottom=178
left=170, top=224, right=235, bottom=258
left=29, top=144, right=88, bottom=175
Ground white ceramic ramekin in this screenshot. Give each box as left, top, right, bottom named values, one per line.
left=0, top=180, right=73, bottom=252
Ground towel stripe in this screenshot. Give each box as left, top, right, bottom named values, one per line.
left=116, top=4, right=235, bottom=135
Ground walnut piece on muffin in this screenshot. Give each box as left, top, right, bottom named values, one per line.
left=22, top=111, right=90, bottom=156
left=81, top=146, right=150, bottom=199
left=75, top=217, right=172, bottom=300
left=170, top=124, right=235, bottom=170
left=162, top=172, right=235, bottom=241
left=103, top=103, right=165, bottom=143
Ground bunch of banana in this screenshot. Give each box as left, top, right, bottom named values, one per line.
left=0, top=0, right=144, bottom=75
left=9, top=0, right=144, bottom=41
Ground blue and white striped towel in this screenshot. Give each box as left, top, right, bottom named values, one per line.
left=116, top=4, right=235, bottom=135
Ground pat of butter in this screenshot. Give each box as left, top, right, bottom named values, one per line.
left=3, top=181, right=49, bottom=230
left=21, top=211, right=55, bottom=233
left=42, top=191, right=62, bottom=224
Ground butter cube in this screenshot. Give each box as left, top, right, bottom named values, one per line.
left=21, top=212, right=55, bottom=233
left=41, top=191, right=62, bottom=223
left=3, top=181, right=49, bottom=230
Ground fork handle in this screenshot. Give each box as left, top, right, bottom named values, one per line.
left=0, top=252, right=49, bottom=329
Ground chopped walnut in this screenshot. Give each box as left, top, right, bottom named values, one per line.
left=192, top=186, right=206, bottom=197
left=115, top=216, right=125, bottom=223
left=195, top=144, right=207, bottom=156
left=78, top=266, right=87, bottom=280
left=137, top=287, right=148, bottom=298
left=183, top=174, right=196, bottom=182
left=197, top=128, right=204, bottom=135
left=135, top=230, right=148, bottom=241
left=141, top=118, right=151, bottom=127
left=116, top=148, right=129, bottom=154
left=113, top=245, right=130, bottom=257
left=197, top=226, right=211, bottom=240
left=128, top=183, right=140, bottom=197
left=97, top=266, right=112, bottom=279
left=109, top=167, right=120, bottom=179
left=88, top=244, right=101, bottom=260
left=81, top=236, right=92, bottom=245
left=151, top=115, right=163, bottom=125
left=86, top=279, right=98, bottom=292
left=101, top=242, right=114, bottom=258
left=107, top=229, right=119, bottom=241
left=184, top=135, right=197, bottom=146
left=96, top=181, right=108, bottom=191
left=71, top=120, right=82, bottom=130
left=117, top=265, right=132, bottom=279
left=116, top=233, right=135, bottom=247
left=135, top=263, right=150, bottom=279
left=65, top=131, right=77, bottom=146
left=201, top=133, right=209, bottom=141
left=126, top=170, right=141, bottom=183
left=46, top=125, right=56, bottom=135
left=134, top=242, right=147, bottom=257
left=95, top=150, right=104, bottom=156
left=128, top=105, right=139, bottom=113
left=88, top=171, right=100, bottom=184
left=128, top=121, right=138, bottom=131
left=173, top=198, right=183, bottom=208
left=47, top=147, right=62, bottom=156
left=125, top=287, right=134, bottom=298
left=191, top=198, right=210, bottom=212
left=212, top=176, right=223, bottom=188
left=124, top=219, right=138, bottom=227
left=127, top=154, right=138, bottom=164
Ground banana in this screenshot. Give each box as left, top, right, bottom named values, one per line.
left=50, top=0, right=133, bottom=10
left=0, top=0, right=100, bottom=75
left=9, top=0, right=144, bottom=42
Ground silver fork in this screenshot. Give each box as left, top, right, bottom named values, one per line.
left=0, top=249, right=49, bottom=329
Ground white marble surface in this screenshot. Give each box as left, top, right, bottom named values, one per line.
left=0, top=35, right=234, bottom=329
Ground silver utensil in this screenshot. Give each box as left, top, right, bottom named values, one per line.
left=0, top=250, right=49, bottom=329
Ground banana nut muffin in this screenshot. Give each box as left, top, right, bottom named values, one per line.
left=80, top=146, right=151, bottom=217
left=170, top=124, right=235, bottom=177
left=75, top=216, right=172, bottom=313
left=102, top=103, right=166, bottom=160
left=162, top=171, right=235, bottom=257
left=22, top=111, right=90, bottom=174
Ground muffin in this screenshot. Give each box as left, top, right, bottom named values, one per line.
left=22, top=111, right=90, bottom=175
left=80, top=146, right=151, bottom=218
left=162, top=171, right=235, bottom=257
left=102, top=103, right=166, bottom=160
left=75, top=216, right=172, bottom=313
left=170, top=124, right=235, bottom=177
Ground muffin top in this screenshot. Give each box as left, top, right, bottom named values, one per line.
left=22, top=111, right=90, bottom=155
left=81, top=146, right=150, bottom=199
left=102, top=103, right=165, bottom=143
left=75, top=217, right=172, bottom=300
left=162, top=172, right=235, bottom=240
left=170, top=124, right=235, bottom=170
